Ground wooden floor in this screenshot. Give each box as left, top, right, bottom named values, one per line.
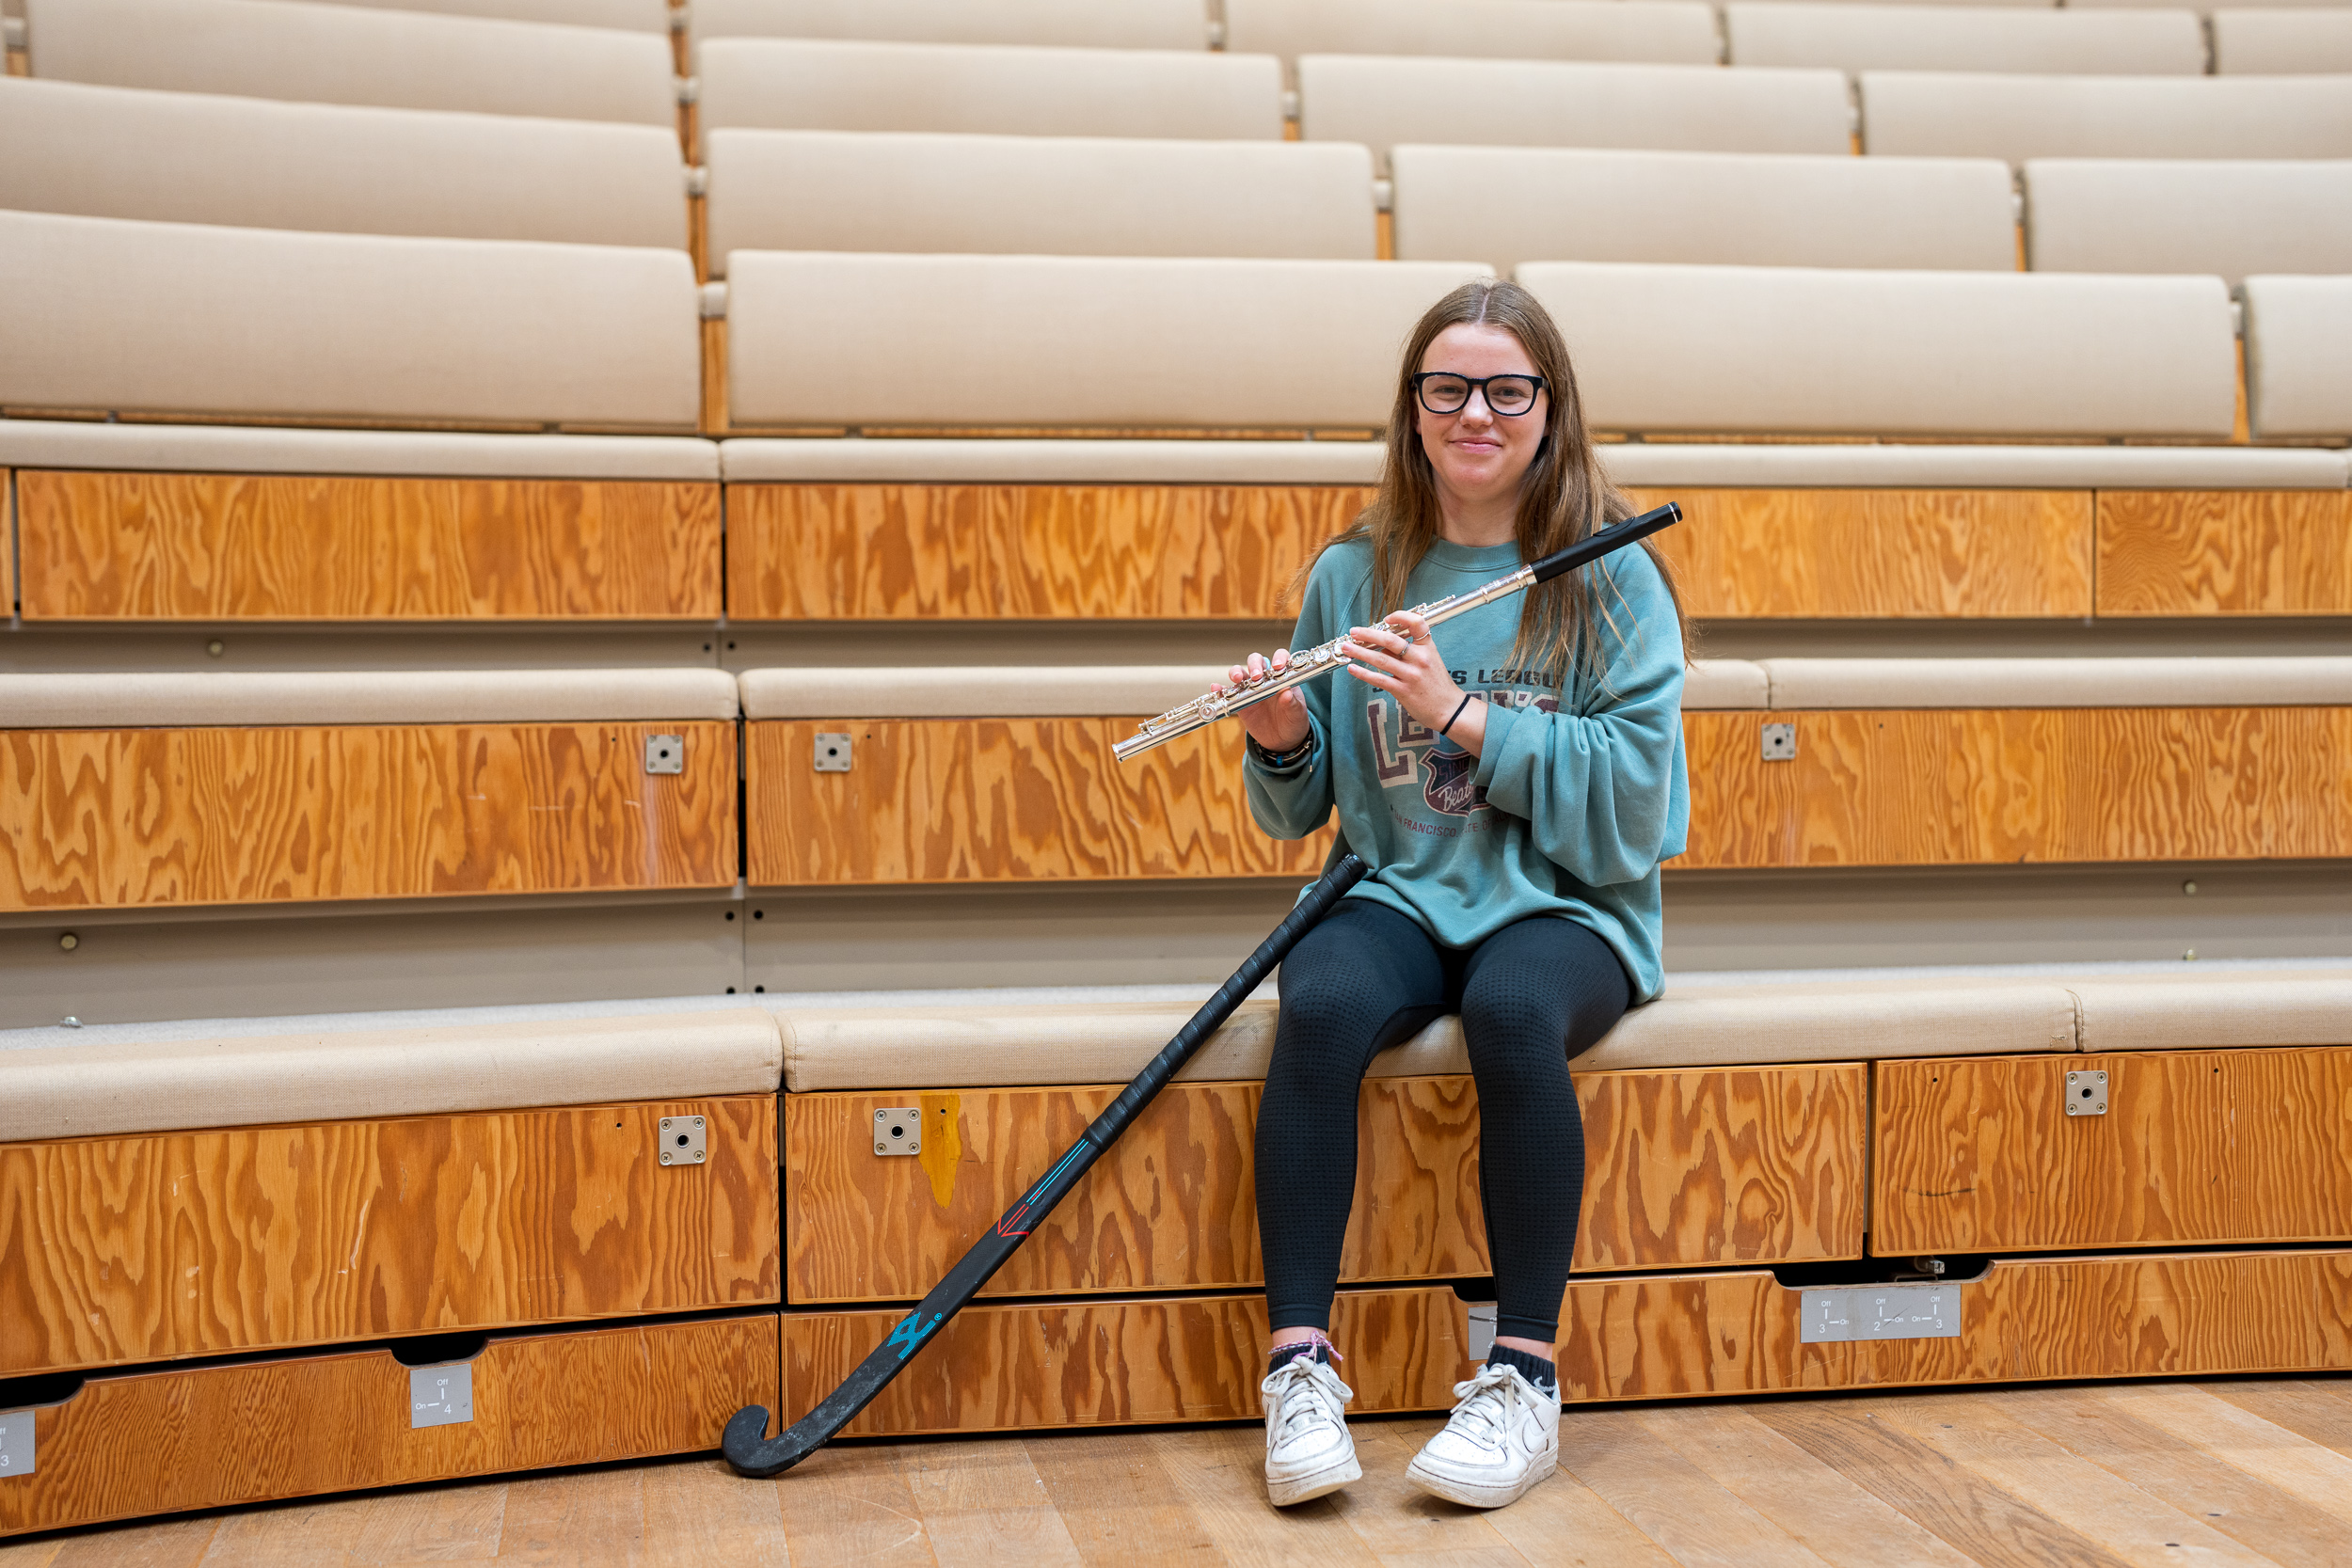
left=6, top=1376, right=2351, bottom=1566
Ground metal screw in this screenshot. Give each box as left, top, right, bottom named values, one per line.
left=57, top=933, right=78, bottom=952
left=2183, top=879, right=2199, bottom=895
left=2184, top=948, right=2197, bottom=961
left=205, top=640, right=225, bottom=657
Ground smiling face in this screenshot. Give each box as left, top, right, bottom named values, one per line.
left=1414, top=322, right=1549, bottom=534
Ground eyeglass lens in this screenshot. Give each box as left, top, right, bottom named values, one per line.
left=1419, top=374, right=1540, bottom=416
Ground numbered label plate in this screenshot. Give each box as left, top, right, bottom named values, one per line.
left=1800, top=1284, right=1962, bottom=1343
left=0, top=1410, right=31, bottom=1478
left=410, top=1363, right=474, bottom=1429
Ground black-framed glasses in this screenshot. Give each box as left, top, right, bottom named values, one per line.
left=1411, top=372, right=1547, bottom=417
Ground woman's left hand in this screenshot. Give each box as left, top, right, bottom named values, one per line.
left=1342, top=610, right=1481, bottom=748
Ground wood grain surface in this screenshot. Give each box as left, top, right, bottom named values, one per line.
left=746, top=718, right=1331, bottom=884
left=2097, top=490, right=2352, bottom=617
left=1873, top=1046, right=2352, bottom=1256
left=0, top=720, right=737, bottom=911
left=724, top=483, right=1370, bottom=621
left=1682, top=706, right=2352, bottom=868
left=2, top=468, right=13, bottom=615
left=0, top=1312, right=780, bottom=1538
left=0, top=1096, right=780, bottom=1376
left=777, top=1286, right=1469, bottom=1438
left=15, top=472, right=722, bottom=622
left=1557, top=1248, right=2352, bottom=1402
left=784, top=1065, right=1864, bottom=1302
left=1627, top=487, right=2094, bottom=620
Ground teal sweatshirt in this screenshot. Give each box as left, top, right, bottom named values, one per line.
left=1244, top=534, right=1688, bottom=1002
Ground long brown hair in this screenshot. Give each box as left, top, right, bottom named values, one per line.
left=1306, top=279, right=1691, bottom=689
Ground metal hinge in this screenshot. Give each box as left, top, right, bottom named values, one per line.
left=815, top=732, right=852, bottom=772
left=1761, top=722, right=1796, bottom=762
left=644, top=734, right=684, bottom=774
left=2065, top=1069, right=2108, bottom=1116
left=874, top=1107, right=920, bottom=1156
left=660, top=1115, right=707, bottom=1164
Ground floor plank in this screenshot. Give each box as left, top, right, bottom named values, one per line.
left=638, top=1456, right=793, bottom=1568
left=196, top=1477, right=507, bottom=1566
left=1752, top=1400, right=2137, bottom=1568
left=48, top=1515, right=217, bottom=1567
left=494, top=1466, right=646, bottom=1566
left=1477, top=1418, right=1682, bottom=1568
left=1026, top=1428, right=1221, bottom=1568
left=901, top=1437, right=1085, bottom=1568
left=2201, top=1380, right=2352, bottom=1463
left=2099, top=1385, right=2352, bottom=1528
left=1139, top=1422, right=1377, bottom=1568
left=1553, top=1409, right=1833, bottom=1568
left=1990, top=1384, right=2352, bottom=1568
left=1327, top=1416, right=1534, bottom=1567
left=771, top=1442, right=939, bottom=1568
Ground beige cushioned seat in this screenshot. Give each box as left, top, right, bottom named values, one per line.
left=0, top=1008, right=784, bottom=1141
left=2215, top=9, right=2352, bottom=74
left=2025, top=159, right=2352, bottom=283
left=1597, top=441, right=2351, bottom=489
left=2070, top=965, right=2352, bottom=1053
left=0, top=669, right=742, bottom=729
left=1300, top=56, right=1853, bottom=166
left=724, top=254, right=1491, bottom=429
left=696, top=38, right=1282, bottom=141
left=0, top=77, right=687, bottom=249
left=2244, top=275, right=2352, bottom=440
left=1392, top=146, right=2016, bottom=273
left=0, top=210, right=701, bottom=431
left=25, top=0, right=678, bottom=125
left=718, top=436, right=1386, bottom=485
left=1728, top=4, right=2208, bottom=76
left=1757, top=657, right=2352, bottom=710
left=1518, top=261, right=2236, bottom=438
left=0, top=420, right=719, bottom=481
left=279, top=0, right=673, bottom=31
left=736, top=661, right=1770, bottom=721
left=689, top=0, right=1207, bottom=50
left=1861, top=71, right=2352, bottom=160
left=704, top=131, right=1375, bottom=275
left=1225, top=0, right=1719, bottom=67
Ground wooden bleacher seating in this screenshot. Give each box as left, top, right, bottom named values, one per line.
left=1221, top=0, right=1723, bottom=69
left=1860, top=70, right=2352, bottom=160
left=2214, top=8, right=2352, bottom=74
left=1725, top=3, right=2209, bottom=76
left=22, top=0, right=679, bottom=124
left=2023, top=158, right=2352, bottom=280
left=0, top=670, right=739, bottom=911
left=703, top=130, right=1375, bottom=268
left=0, top=75, right=690, bottom=247
left=693, top=38, right=1284, bottom=143
left=280, top=0, right=676, bottom=31
left=0, top=1004, right=785, bottom=1534
left=2244, top=275, right=2352, bottom=441
left=689, top=0, right=1211, bottom=51
left=1297, top=55, right=1855, bottom=166
left=1390, top=145, right=2018, bottom=271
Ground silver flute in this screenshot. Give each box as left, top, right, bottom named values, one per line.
left=1112, top=502, right=1682, bottom=763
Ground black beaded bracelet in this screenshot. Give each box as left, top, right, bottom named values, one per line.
left=1438, top=694, right=1475, bottom=737
left=1248, top=732, right=1315, bottom=769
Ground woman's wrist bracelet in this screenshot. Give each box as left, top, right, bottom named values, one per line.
left=1438, top=694, right=1475, bottom=737
left=1248, top=731, right=1314, bottom=769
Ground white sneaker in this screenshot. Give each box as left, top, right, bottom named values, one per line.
left=1405, top=1362, right=1560, bottom=1509
left=1261, top=1354, right=1359, bottom=1506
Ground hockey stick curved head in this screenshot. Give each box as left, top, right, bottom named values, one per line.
left=722, top=1404, right=824, bottom=1479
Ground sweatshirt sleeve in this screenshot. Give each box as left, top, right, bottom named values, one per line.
left=1242, top=554, right=1345, bottom=840
left=1470, top=549, right=1688, bottom=887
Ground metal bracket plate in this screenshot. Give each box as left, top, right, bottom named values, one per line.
left=2066, top=1069, right=2109, bottom=1117
left=644, top=734, right=684, bottom=775
left=660, top=1115, right=707, bottom=1165
left=1761, top=722, right=1796, bottom=762
left=1465, top=1301, right=1498, bottom=1361
left=409, top=1363, right=474, bottom=1429
left=0, top=1409, right=32, bottom=1478
left=874, top=1107, right=921, bottom=1156
left=1800, top=1284, right=1962, bottom=1343
left=814, top=732, right=852, bottom=772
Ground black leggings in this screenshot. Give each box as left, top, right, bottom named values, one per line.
left=1258, top=900, right=1631, bottom=1344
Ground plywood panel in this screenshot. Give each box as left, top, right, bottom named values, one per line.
left=3, top=467, right=15, bottom=615
left=0, top=719, right=737, bottom=911
left=2097, top=490, right=2352, bottom=618
left=0, top=1312, right=780, bottom=1538
left=724, top=483, right=1370, bottom=621
left=1628, top=487, right=2094, bottom=620
left=746, top=718, right=1331, bottom=885
left=1560, top=1248, right=2352, bottom=1402
left=778, top=1286, right=1467, bottom=1438
left=784, top=1065, right=1864, bottom=1302
left=1682, top=707, right=2352, bottom=869
left=0, top=1096, right=781, bottom=1376
left=1872, top=1046, right=2352, bottom=1256
left=16, top=472, right=722, bottom=621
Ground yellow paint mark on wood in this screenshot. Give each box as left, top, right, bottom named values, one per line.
left=918, top=1094, right=962, bottom=1209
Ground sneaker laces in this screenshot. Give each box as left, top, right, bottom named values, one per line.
left=1440, top=1363, right=1528, bottom=1451
left=1265, top=1358, right=1348, bottom=1449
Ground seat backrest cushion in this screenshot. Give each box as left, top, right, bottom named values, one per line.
left=1862, top=71, right=2352, bottom=160
left=0, top=209, right=702, bottom=429
left=2215, top=9, right=2352, bottom=74
left=696, top=37, right=1282, bottom=140
left=1729, top=4, right=2208, bottom=76
left=1392, top=145, right=2017, bottom=272
left=290, top=0, right=673, bottom=30
left=726, top=253, right=1491, bottom=428
left=704, top=130, right=1373, bottom=274
left=25, top=0, right=678, bottom=124
left=1300, top=55, right=1853, bottom=163
left=0, top=76, right=686, bottom=248
left=2244, top=274, right=2352, bottom=438
left=1225, top=0, right=1719, bottom=66
left=1517, top=261, right=2238, bottom=436
left=689, top=0, right=1207, bottom=50
left=2025, top=158, right=2352, bottom=281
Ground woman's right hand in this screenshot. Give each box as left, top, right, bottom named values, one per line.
left=1224, top=650, right=1312, bottom=755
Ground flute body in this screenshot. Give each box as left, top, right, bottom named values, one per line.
left=1111, top=501, right=1682, bottom=763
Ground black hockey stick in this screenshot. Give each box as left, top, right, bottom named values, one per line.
left=723, top=851, right=1371, bottom=1478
